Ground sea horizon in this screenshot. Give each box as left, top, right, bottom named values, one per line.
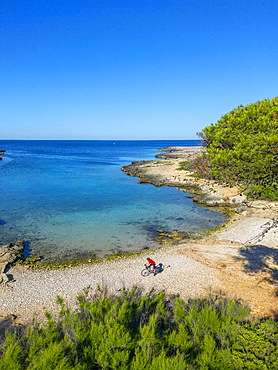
left=0, top=138, right=202, bottom=142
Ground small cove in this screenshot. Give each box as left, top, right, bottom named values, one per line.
left=0, top=140, right=227, bottom=262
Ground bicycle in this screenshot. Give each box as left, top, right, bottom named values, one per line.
left=141, top=264, right=161, bottom=277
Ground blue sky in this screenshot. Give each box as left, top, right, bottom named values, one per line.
left=1, top=0, right=277, bottom=140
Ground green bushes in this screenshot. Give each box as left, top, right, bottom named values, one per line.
left=1, top=288, right=278, bottom=369
left=231, top=320, right=278, bottom=369
left=197, top=97, right=278, bottom=200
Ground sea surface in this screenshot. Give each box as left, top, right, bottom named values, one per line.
left=0, top=140, right=227, bottom=262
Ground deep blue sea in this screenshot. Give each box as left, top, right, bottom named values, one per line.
left=0, top=140, right=226, bottom=261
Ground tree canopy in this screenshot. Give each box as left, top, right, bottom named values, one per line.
left=197, top=97, right=278, bottom=200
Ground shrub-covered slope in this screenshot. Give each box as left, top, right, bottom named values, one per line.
left=1, top=289, right=278, bottom=369
left=198, top=97, right=278, bottom=200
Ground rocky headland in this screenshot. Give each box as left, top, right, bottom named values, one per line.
left=122, top=146, right=247, bottom=206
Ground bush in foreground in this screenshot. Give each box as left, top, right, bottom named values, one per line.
left=0, top=288, right=278, bottom=369
left=197, top=97, right=278, bottom=200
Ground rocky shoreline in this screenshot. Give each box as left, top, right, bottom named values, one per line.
left=1, top=145, right=278, bottom=330
left=0, top=241, right=24, bottom=285
left=122, top=146, right=247, bottom=206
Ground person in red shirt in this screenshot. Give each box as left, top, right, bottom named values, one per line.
left=146, top=257, right=157, bottom=275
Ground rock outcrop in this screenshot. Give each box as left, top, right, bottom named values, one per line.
left=122, top=146, right=247, bottom=206
left=0, top=149, right=5, bottom=160
left=0, top=240, right=24, bottom=284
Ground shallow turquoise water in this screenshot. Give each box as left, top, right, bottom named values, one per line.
left=0, top=140, right=226, bottom=261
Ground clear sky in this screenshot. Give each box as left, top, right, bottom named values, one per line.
left=1, top=0, right=277, bottom=140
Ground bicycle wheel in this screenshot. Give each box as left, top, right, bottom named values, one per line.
left=141, top=268, right=150, bottom=277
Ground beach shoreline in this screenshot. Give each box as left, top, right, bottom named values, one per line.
left=1, top=146, right=278, bottom=330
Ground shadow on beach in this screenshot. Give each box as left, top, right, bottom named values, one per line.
left=156, top=263, right=164, bottom=274
left=238, top=244, right=278, bottom=296
left=0, top=316, right=26, bottom=341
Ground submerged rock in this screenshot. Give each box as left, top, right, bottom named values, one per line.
left=154, top=229, right=194, bottom=245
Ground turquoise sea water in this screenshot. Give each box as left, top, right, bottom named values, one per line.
left=0, top=140, right=226, bottom=261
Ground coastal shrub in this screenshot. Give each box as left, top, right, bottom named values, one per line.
left=1, top=288, right=278, bottom=369
left=197, top=97, right=278, bottom=200
left=231, top=319, right=278, bottom=369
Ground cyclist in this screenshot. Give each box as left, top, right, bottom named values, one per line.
left=146, top=257, right=157, bottom=275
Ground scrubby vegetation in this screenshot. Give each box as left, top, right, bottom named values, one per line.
left=1, top=288, right=278, bottom=369
left=197, top=97, right=278, bottom=200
